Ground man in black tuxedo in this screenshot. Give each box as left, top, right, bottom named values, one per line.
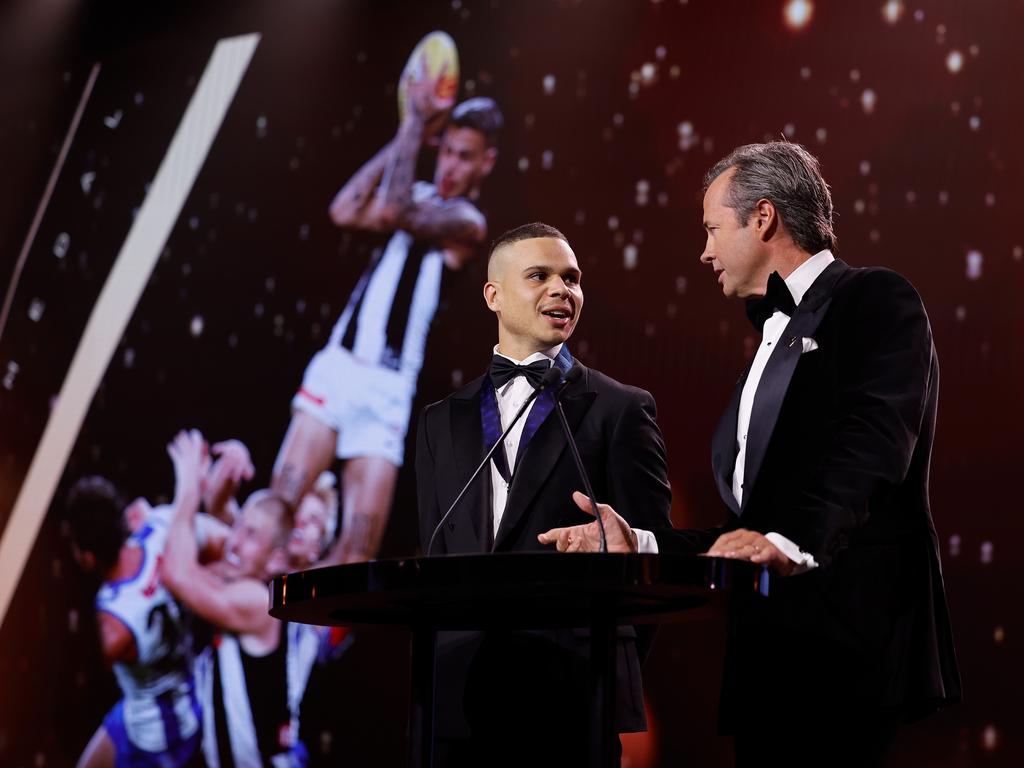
left=416, top=222, right=671, bottom=765
left=541, top=143, right=961, bottom=765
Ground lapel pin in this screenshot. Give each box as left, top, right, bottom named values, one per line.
left=787, top=337, right=797, bottom=347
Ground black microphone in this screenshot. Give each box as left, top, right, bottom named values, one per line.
left=553, top=365, right=608, bottom=553
left=426, top=365, right=562, bottom=556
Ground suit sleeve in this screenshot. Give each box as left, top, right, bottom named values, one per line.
left=777, top=270, right=936, bottom=565
left=605, top=388, right=673, bottom=532
left=415, top=405, right=446, bottom=555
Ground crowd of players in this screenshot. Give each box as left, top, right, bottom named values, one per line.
left=65, top=431, right=339, bottom=767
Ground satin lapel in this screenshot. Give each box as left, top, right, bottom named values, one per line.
left=493, top=369, right=596, bottom=549
left=449, top=378, right=487, bottom=549
left=710, top=363, right=750, bottom=516
left=740, top=260, right=848, bottom=513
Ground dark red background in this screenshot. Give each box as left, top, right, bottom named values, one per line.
left=1, top=0, right=1020, bottom=764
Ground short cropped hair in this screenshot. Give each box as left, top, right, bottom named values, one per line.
left=451, top=97, right=504, bottom=148
left=66, top=476, right=127, bottom=569
left=488, top=222, right=569, bottom=264
left=704, top=141, right=837, bottom=254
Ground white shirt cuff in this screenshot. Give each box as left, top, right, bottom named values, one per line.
left=633, top=528, right=658, bottom=554
left=765, top=532, right=818, bottom=574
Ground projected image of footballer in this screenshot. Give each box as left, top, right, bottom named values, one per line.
left=273, top=34, right=502, bottom=564
left=66, top=477, right=208, bottom=768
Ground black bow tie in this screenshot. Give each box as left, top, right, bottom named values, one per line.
left=746, top=271, right=797, bottom=331
left=489, top=356, right=551, bottom=389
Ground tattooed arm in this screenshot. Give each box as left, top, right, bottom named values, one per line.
left=327, top=138, right=398, bottom=231
left=328, top=60, right=484, bottom=264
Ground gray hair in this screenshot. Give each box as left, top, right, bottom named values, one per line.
left=704, top=141, right=837, bottom=254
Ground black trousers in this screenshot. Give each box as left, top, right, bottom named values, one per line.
left=437, top=735, right=622, bottom=768
left=733, top=710, right=900, bottom=768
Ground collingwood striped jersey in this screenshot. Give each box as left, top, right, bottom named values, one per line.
left=330, top=182, right=447, bottom=380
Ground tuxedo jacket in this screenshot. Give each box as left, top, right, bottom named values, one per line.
left=655, top=260, right=962, bottom=731
left=416, top=360, right=671, bottom=740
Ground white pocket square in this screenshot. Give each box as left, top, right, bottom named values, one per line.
left=801, top=337, right=819, bottom=353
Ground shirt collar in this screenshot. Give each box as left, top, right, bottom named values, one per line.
left=492, top=343, right=562, bottom=366
left=784, top=249, right=834, bottom=306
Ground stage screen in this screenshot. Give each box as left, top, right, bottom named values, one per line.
left=0, top=0, right=1020, bottom=764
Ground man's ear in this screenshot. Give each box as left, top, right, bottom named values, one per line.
left=754, top=198, right=778, bottom=242
left=483, top=281, right=500, bottom=312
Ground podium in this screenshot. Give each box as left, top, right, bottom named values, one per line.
left=269, top=552, right=767, bottom=767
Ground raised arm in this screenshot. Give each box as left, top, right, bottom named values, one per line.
left=161, top=430, right=273, bottom=637
left=329, top=59, right=486, bottom=265
left=202, top=438, right=254, bottom=526
left=327, top=138, right=398, bottom=230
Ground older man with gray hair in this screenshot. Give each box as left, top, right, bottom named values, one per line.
left=542, top=141, right=961, bottom=766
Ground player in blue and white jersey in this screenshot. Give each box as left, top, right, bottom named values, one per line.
left=66, top=477, right=204, bottom=768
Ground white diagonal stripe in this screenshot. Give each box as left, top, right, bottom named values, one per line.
left=0, top=33, right=261, bottom=628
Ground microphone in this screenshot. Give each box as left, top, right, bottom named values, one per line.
left=426, top=365, right=562, bottom=555
left=553, top=365, right=607, bottom=553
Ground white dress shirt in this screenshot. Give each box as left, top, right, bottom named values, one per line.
left=488, top=345, right=658, bottom=552
left=488, top=345, right=561, bottom=538
left=732, top=249, right=835, bottom=570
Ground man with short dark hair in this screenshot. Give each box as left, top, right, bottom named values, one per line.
left=273, top=64, right=503, bottom=569
left=417, top=222, right=671, bottom=765
left=541, top=142, right=961, bottom=765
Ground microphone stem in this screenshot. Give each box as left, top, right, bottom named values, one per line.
left=426, top=385, right=544, bottom=556
left=554, top=398, right=607, bottom=554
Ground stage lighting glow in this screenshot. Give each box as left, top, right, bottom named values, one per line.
left=946, top=49, right=964, bottom=73
left=969, top=115, right=981, bottom=130
left=542, top=74, right=555, bottom=94
left=623, top=244, right=638, bottom=270
left=882, top=0, right=904, bottom=25
left=1014, top=245, right=1023, bottom=261
left=982, top=725, right=999, bottom=751
left=28, top=299, right=45, bottom=322
left=783, top=0, right=814, bottom=30
left=966, top=250, right=982, bottom=280
left=860, top=88, right=877, bottom=113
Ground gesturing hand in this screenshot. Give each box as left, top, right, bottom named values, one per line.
left=537, top=491, right=638, bottom=553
